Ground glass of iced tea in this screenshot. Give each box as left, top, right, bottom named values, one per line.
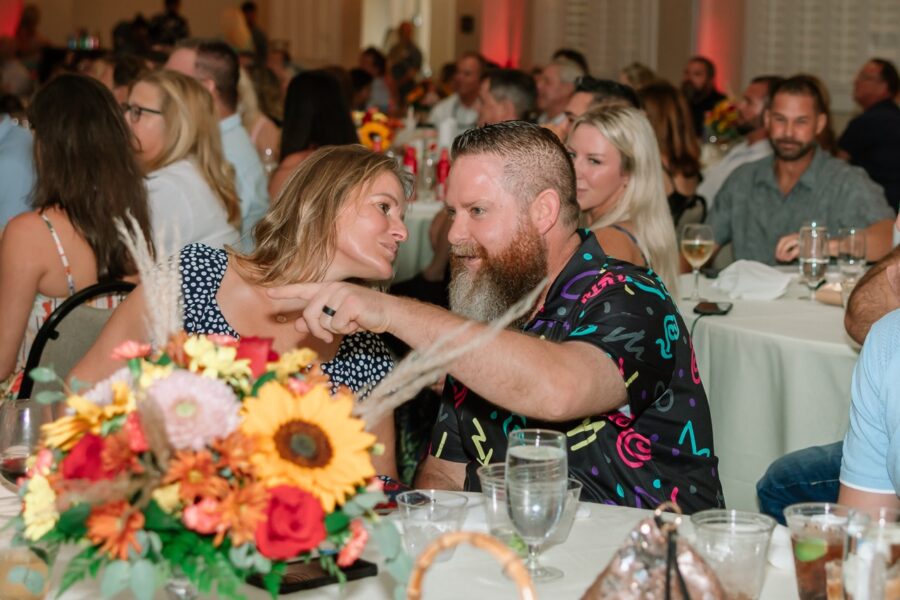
left=785, top=502, right=859, bottom=600
left=0, top=400, right=52, bottom=492
left=843, top=507, right=900, bottom=599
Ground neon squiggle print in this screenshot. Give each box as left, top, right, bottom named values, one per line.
left=654, top=314, right=679, bottom=359
left=471, top=418, right=493, bottom=465
left=689, top=340, right=701, bottom=385
left=677, top=420, right=710, bottom=457
left=627, top=277, right=667, bottom=301
left=567, top=418, right=606, bottom=451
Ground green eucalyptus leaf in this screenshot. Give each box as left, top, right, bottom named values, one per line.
left=384, top=553, right=413, bottom=586
left=100, top=560, right=131, bottom=598
left=57, top=545, right=98, bottom=596
left=34, top=390, right=65, bottom=405
left=68, top=377, right=89, bottom=393
left=28, top=367, right=58, bottom=383
left=130, top=558, right=156, bottom=600
left=371, top=519, right=402, bottom=560
left=252, top=552, right=271, bottom=575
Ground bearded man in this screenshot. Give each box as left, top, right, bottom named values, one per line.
left=270, top=121, right=724, bottom=512
left=708, top=75, right=895, bottom=265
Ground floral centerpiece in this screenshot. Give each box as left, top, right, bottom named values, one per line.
left=703, top=98, right=740, bottom=144
left=353, top=108, right=397, bottom=152
left=6, top=334, right=410, bottom=600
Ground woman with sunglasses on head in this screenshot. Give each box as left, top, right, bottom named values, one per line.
left=125, top=69, right=241, bottom=254
left=0, top=74, right=153, bottom=397
left=72, top=145, right=410, bottom=478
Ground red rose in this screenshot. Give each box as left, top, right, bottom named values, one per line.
left=255, top=485, right=325, bottom=560
left=61, top=433, right=116, bottom=481
left=236, top=337, right=278, bottom=378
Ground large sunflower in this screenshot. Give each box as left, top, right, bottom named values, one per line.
left=241, top=381, right=375, bottom=512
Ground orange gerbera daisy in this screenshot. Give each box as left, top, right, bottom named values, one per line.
left=164, top=450, right=229, bottom=501
left=218, top=482, right=269, bottom=547
left=101, top=430, right=143, bottom=476
left=86, top=501, right=145, bottom=561
left=213, top=431, right=257, bottom=477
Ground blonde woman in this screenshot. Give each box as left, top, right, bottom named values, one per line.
left=566, top=106, right=680, bottom=294
left=619, top=61, right=656, bottom=90
left=125, top=69, right=241, bottom=254
left=72, top=145, right=410, bottom=478
left=237, top=67, right=280, bottom=166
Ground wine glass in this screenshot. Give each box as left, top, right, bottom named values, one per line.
left=837, top=227, right=866, bottom=283
left=798, top=225, right=829, bottom=300
left=0, top=400, right=52, bottom=492
left=681, top=224, right=715, bottom=301
left=505, top=429, right=568, bottom=582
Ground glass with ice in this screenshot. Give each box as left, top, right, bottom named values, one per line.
left=396, top=490, right=468, bottom=562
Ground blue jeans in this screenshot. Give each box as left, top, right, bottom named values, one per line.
left=756, top=442, right=843, bottom=525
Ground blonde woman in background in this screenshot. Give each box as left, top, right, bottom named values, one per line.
left=237, top=67, right=280, bottom=168
left=619, top=61, right=656, bottom=90
left=566, top=106, right=680, bottom=294
left=126, top=69, right=241, bottom=253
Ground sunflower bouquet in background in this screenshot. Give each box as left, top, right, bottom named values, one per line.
left=703, top=98, right=740, bottom=144
left=6, top=333, right=409, bottom=600
left=353, top=108, right=397, bottom=152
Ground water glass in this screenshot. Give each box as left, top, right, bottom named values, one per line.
left=798, top=226, right=829, bottom=300
left=505, top=429, right=568, bottom=582
left=838, top=227, right=867, bottom=282
left=477, top=463, right=520, bottom=551
left=396, top=490, right=468, bottom=562
left=691, top=509, right=776, bottom=599
left=785, top=502, right=859, bottom=600
left=543, top=478, right=584, bottom=549
left=844, top=507, right=900, bottom=599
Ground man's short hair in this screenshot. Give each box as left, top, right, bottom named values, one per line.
left=552, top=57, right=586, bottom=85
left=689, top=56, right=716, bottom=80
left=749, top=75, right=785, bottom=108
left=552, top=48, right=589, bottom=75
left=484, top=69, right=537, bottom=120
left=871, top=58, right=900, bottom=96
left=574, top=76, right=641, bottom=109
left=240, top=1, right=257, bottom=14
left=361, top=46, right=386, bottom=77
left=458, top=51, right=487, bottom=77
left=771, top=75, right=828, bottom=115
left=194, top=40, right=240, bottom=111
left=451, top=121, right=579, bottom=227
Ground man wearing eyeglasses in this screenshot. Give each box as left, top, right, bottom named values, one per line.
left=166, top=39, right=269, bottom=252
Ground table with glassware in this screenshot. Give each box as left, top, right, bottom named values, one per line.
left=675, top=271, right=859, bottom=513
left=7, top=488, right=799, bottom=599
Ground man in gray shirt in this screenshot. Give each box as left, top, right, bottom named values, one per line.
left=709, top=75, right=895, bottom=266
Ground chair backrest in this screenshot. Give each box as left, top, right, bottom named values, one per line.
left=17, top=281, right=136, bottom=400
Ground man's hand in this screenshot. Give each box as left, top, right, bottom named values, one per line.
left=267, top=282, right=393, bottom=343
left=774, top=233, right=800, bottom=263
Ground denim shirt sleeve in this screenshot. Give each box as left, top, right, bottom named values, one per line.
left=840, top=309, right=900, bottom=493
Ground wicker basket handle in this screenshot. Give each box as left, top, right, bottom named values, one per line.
left=406, top=531, right=537, bottom=600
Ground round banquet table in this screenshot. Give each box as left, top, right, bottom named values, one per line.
left=675, top=272, right=859, bottom=512
left=21, top=490, right=799, bottom=599
left=393, top=199, right=445, bottom=283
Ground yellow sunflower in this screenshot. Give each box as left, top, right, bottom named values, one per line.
left=42, top=382, right=135, bottom=450
left=240, top=381, right=375, bottom=512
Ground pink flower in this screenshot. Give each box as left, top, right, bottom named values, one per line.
left=365, top=478, right=384, bottom=493
left=183, top=497, right=223, bottom=535
left=286, top=378, right=313, bottom=396
left=337, top=520, right=369, bottom=567
left=148, top=371, right=240, bottom=450
left=110, top=340, right=152, bottom=361
left=123, top=413, right=149, bottom=453
left=27, top=448, right=54, bottom=477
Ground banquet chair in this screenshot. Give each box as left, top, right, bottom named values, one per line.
left=16, top=280, right=136, bottom=401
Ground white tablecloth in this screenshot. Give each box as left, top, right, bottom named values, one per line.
left=27, top=491, right=798, bottom=599
left=675, top=273, right=859, bottom=512
left=394, top=200, right=445, bottom=282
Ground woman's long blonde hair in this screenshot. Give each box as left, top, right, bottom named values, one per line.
left=235, top=144, right=411, bottom=286
left=137, top=69, right=241, bottom=227
left=570, top=106, right=679, bottom=294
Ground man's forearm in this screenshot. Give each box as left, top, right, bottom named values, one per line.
left=383, top=296, right=625, bottom=421
left=845, top=244, right=900, bottom=344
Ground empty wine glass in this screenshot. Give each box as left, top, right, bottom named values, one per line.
left=681, top=224, right=715, bottom=301
left=505, top=429, right=568, bottom=582
left=798, top=225, right=829, bottom=300
left=837, top=227, right=867, bottom=283
left=0, top=400, right=52, bottom=492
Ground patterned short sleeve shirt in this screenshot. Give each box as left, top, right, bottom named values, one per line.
left=429, top=231, right=724, bottom=513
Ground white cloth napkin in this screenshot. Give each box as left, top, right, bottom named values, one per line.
left=712, top=259, right=793, bottom=300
